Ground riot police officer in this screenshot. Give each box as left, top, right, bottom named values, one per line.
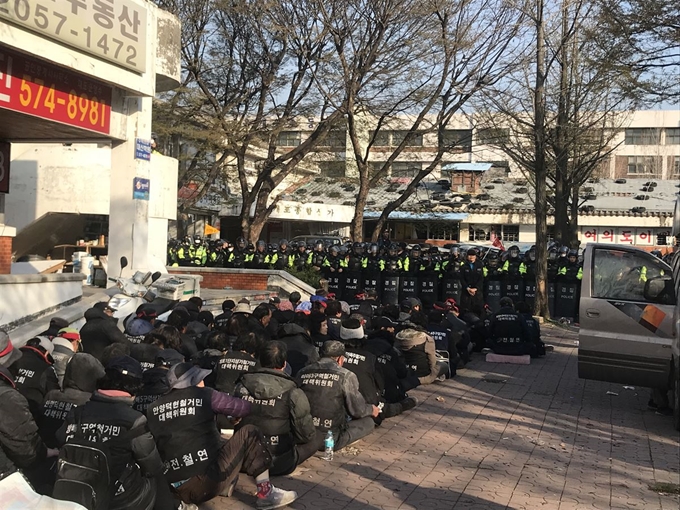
left=307, top=240, right=327, bottom=272
left=247, top=240, right=269, bottom=269
left=501, top=245, right=524, bottom=304
left=269, top=239, right=293, bottom=270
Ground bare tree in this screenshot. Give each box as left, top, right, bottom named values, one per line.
left=154, top=0, right=345, bottom=242
left=309, top=0, right=524, bottom=241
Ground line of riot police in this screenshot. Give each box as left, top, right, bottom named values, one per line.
left=167, top=236, right=583, bottom=321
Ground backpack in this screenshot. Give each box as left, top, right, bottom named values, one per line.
left=53, top=409, right=143, bottom=510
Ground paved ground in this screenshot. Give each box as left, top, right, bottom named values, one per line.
left=206, top=325, right=680, bottom=510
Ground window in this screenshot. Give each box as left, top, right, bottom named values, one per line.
left=442, top=130, right=472, bottom=152
left=320, top=161, right=346, bottom=178
left=391, top=162, right=423, bottom=177
left=624, top=128, right=659, bottom=145
left=392, top=130, right=423, bottom=147
left=429, top=222, right=460, bottom=241
left=468, top=227, right=488, bottom=242
left=477, top=127, right=509, bottom=145
left=666, top=128, right=680, bottom=145
left=502, top=225, right=520, bottom=242
left=627, top=156, right=657, bottom=175
left=277, top=131, right=301, bottom=146
left=370, top=130, right=391, bottom=147
left=673, top=156, right=680, bottom=175
left=319, top=130, right=346, bottom=148
left=592, top=248, right=674, bottom=304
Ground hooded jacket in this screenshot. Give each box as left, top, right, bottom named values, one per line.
left=395, top=326, right=439, bottom=385
left=133, top=367, right=171, bottom=414
left=0, top=365, right=47, bottom=475
left=51, top=337, right=75, bottom=388
left=80, top=308, right=130, bottom=361
left=9, top=346, right=59, bottom=419
left=40, top=353, right=105, bottom=448
left=277, top=324, right=319, bottom=376
left=364, top=330, right=411, bottom=403
left=235, top=368, right=316, bottom=476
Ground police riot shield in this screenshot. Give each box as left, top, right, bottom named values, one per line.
left=441, top=277, right=463, bottom=304
left=326, top=274, right=343, bottom=298
left=554, top=282, right=578, bottom=319
left=523, top=281, right=536, bottom=311
left=504, top=279, right=524, bottom=305
left=418, top=274, right=439, bottom=309
left=381, top=275, right=400, bottom=306
left=548, top=282, right=556, bottom=317
left=484, top=279, right=503, bottom=313
left=342, top=272, right=362, bottom=302
left=399, top=275, right=419, bottom=303
left=362, top=274, right=382, bottom=297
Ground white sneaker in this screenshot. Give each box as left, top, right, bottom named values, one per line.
left=178, top=503, right=198, bottom=510
left=256, top=486, right=298, bottom=509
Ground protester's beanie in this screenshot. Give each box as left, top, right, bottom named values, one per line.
left=340, top=318, right=364, bottom=340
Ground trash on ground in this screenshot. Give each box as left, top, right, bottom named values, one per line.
left=623, top=386, right=635, bottom=390
left=436, top=396, right=445, bottom=402
left=606, top=391, right=619, bottom=396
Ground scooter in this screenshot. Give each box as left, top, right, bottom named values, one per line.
left=108, top=256, right=164, bottom=331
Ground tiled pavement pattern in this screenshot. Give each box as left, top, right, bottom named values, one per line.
left=205, top=325, right=680, bottom=510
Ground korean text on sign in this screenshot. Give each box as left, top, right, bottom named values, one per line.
left=0, top=0, right=147, bottom=73
left=0, top=47, right=112, bottom=134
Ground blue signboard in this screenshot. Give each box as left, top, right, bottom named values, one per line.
left=133, top=177, right=150, bottom=201
left=135, top=138, right=152, bottom=161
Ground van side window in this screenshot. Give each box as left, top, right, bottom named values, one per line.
left=592, top=249, right=670, bottom=303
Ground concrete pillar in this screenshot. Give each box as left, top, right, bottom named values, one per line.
left=108, top=95, right=153, bottom=279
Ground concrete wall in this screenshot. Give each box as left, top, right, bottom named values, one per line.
left=0, top=273, right=84, bottom=330
left=6, top=144, right=110, bottom=231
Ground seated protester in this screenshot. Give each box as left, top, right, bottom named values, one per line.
left=214, top=300, right=236, bottom=330
left=124, top=305, right=158, bottom=344
left=398, top=297, right=422, bottom=325
left=39, top=353, right=105, bottom=448
left=340, top=320, right=417, bottom=423
left=214, top=332, right=260, bottom=394
left=56, top=356, right=176, bottom=510
left=156, top=324, right=183, bottom=352
left=514, top=302, right=546, bottom=357
left=147, top=363, right=298, bottom=509
left=253, top=303, right=277, bottom=340
left=272, top=299, right=295, bottom=325
left=487, top=297, right=532, bottom=356
left=38, top=317, right=69, bottom=340
left=9, top=336, right=59, bottom=420
left=187, top=310, right=215, bottom=352
left=325, top=300, right=344, bottom=340
left=51, top=328, right=81, bottom=388
left=298, top=341, right=380, bottom=451
left=438, top=300, right=472, bottom=363
left=395, top=312, right=449, bottom=385
left=133, top=349, right=185, bottom=414
left=309, top=311, right=329, bottom=350
left=191, top=330, right=230, bottom=389
left=460, top=309, right=488, bottom=352
left=101, top=342, right=132, bottom=367
left=365, top=317, right=420, bottom=403
left=288, top=291, right=302, bottom=311
left=426, top=310, right=461, bottom=374
left=130, top=332, right=168, bottom=372
left=166, top=308, right=199, bottom=359
left=278, top=314, right=320, bottom=376
left=234, top=342, right=320, bottom=476
left=0, top=331, right=58, bottom=493
left=80, top=302, right=130, bottom=361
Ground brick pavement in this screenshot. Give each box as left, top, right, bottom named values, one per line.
left=205, top=324, right=680, bottom=510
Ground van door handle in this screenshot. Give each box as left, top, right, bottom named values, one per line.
left=586, top=309, right=600, bottom=318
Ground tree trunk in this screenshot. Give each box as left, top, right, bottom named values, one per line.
left=568, top=185, right=581, bottom=248
left=534, top=0, right=550, bottom=318
left=350, top=171, right=370, bottom=241
left=553, top=177, right=570, bottom=245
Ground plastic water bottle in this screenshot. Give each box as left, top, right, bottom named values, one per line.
left=323, top=430, right=334, bottom=461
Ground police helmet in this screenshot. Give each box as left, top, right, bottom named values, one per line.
left=315, top=240, right=325, bottom=251
left=353, top=242, right=364, bottom=254
left=508, top=245, right=520, bottom=258
left=279, top=239, right=288, bottom=249
left=256, top=240, right=266, bottom=249
left=568, top=249, right=578, bottom=259
left=558, top=245, right=569, bottom=256
left=236, top=237, right=247, bottom=249
left=450, top=246, right=460, bottom=257
left=411, top=244, right=422, bottom=256
left=368, top=243, right=379, bottom=255
left=329, top=245, right=340, bottom=256
left=388, top=243, right=399, bottom=256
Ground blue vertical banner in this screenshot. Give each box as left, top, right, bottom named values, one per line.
left=133, top=177, right=150, bottom=201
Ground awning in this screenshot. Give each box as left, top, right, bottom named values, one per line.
left=363, top=211, right=468, bottom=221
left=441, top=162, right=493, bottom=172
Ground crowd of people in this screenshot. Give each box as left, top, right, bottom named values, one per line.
left=169, top=232, right=585, bottom=320
left=0, top=277, right=546, bottom=510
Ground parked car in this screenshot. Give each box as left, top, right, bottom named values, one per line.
left=578, top=243, right=676, bottom=423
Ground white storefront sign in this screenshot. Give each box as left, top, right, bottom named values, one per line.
left=580, top=227, right=671, bottom=246
left=0, top=0, right=147, bottom=73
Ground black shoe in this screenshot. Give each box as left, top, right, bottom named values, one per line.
left=400, top=397, right=418, bottom=412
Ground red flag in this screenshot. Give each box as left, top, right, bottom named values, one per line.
left=490, top=230, right=505, bottom=251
